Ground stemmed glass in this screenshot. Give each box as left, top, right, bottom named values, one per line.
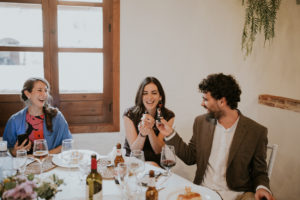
left=129, top=150, right=145, bottom=177
left=128, top=150, right=145, bottom=199
left=33, top=139, right=49, bottom=175
left=13, top=149, right=27, bottom=175
left=160, top=145, right=176, bottom=177
left=116, top=163, right=129, bottom=199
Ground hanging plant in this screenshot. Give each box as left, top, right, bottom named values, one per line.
left=242, top=0, right=281, bottom=57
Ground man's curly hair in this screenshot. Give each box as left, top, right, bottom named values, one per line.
left=198, top=73, right=241, bottom=109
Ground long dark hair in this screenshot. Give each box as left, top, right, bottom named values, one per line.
left=132, top=77, right=166, bottom=118
left=21, top=77, right=57, bottom=132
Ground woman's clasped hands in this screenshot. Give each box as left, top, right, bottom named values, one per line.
left=138, top=114, right=156, bottom=136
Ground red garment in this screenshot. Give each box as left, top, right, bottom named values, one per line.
left=26, top=112, right=44, bottom=143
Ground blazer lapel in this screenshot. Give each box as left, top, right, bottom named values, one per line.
left=227, top=115, right=247, bottom=167
left=203, top=117, right=216, bottom=163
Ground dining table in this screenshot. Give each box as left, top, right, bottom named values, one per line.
left=40, top=150, right=222, bottom=200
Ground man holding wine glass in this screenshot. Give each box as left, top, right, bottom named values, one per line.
left=156, top=73, right=275, bottom=200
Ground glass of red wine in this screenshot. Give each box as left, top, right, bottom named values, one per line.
left=160, top=145, right=176, bottom=177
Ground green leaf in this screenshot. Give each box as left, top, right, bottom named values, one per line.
left=27, top=174, right=35, bottom=181
left=4, top=182, right=16, bottom=190
left=241, top=0, right=281, bottom=57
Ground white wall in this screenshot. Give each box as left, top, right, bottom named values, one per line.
left=119, top=1, right=300, bottom=200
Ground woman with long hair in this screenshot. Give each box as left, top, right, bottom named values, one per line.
left=123, top=77, right=175, bottom=165
left=3, top=77, right=72, bottom=156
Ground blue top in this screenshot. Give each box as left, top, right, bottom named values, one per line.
left=3, top=107, right=72, bottom=150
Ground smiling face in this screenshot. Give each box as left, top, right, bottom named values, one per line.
left=201, top=92, right=224, bottom=119
left=25, top=81, right=49, bottom=110
left=142, top=83, right=161, bottom=113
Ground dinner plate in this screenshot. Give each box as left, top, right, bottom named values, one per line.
left=52, top=149, right=101, bottom=168
left=166, top=185, right=222, bottom=200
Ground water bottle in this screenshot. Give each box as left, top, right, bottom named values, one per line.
left=0, top=141, right=13, bottom=181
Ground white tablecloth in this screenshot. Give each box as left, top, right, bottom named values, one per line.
left=44, top=161, right=220, bottom=200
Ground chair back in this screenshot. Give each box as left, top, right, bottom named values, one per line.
left=267, top=144, right=278, bottom=178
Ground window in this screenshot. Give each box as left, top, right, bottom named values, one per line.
left=0, top=0, right=120, bottom=135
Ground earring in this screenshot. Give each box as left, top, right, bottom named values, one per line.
left=158, top=100, right=163, bottom=108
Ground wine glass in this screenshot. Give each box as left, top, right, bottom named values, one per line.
left=129, top=150, right=145, bottom=177
left=13, top=149, right=27, bottom=175
left=116, top=163, right=129, bottom=199
left=128, top=150, right=145, bottom=199
left=33, top=139, right=49, bottom=175
left=160, top=145, right=176, bottom=177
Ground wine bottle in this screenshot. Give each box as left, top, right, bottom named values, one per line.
left=145, top=170, right=158, bottom=200
left=86, top=154, right=102, bottom=200
left=114, top=143, right=124, bottom=184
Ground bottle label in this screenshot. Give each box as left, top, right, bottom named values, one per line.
left=148, top=178, right=156, bottom=187
left=116, top=149, right=122, bottom=155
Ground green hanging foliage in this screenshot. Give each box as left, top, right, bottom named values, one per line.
left=242, top=0, right=281, bottom=57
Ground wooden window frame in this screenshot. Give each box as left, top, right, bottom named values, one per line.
left=0, top=0, right=120, bottom=135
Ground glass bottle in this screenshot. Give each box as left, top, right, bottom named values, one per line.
left=0, top=141, right=13, bottom=180
left=114, top=143, right=125, bottom=184
left=146, top=170, right=158, bottom=200
left=86, top=154, right=102, bottom=200
left=114, top=143, right=124, bottom=167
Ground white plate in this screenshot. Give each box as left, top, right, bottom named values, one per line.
left=166, top=185, right=222, bottom=200
left=52, top=149, right=101, bottom=168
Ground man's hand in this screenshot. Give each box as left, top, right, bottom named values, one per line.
left=156, top=118, right=173, bottom=137
left=255, top=188, right=275, bottom=200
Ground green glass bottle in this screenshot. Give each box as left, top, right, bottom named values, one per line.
left=86, top=154, right=102, bottom=200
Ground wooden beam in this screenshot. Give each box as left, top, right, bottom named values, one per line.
left=259, top=94, right=300, bottom=113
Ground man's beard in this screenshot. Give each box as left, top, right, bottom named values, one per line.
left=205, top=106, right=223, bottom=120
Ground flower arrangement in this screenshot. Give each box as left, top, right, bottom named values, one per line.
left=0, top=174, right=64, bottom=200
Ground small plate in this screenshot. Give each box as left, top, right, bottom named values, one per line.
left=166, top=185, right=222, bottom=200
left=52, top=149, right=100, bottom=168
